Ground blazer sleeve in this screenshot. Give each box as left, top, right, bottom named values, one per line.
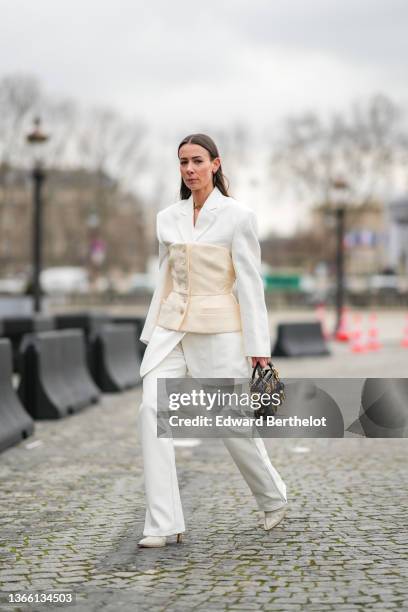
left=231, top=209, right=271, bottom=357
left=139, top=214, right=172, bottom=345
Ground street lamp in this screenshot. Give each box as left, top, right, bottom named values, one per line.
left=26, top=117, right=49, bottom=313
left=328, top=177, right=351, bottom=335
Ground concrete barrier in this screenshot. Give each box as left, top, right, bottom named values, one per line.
left=54, top=311, right=110, bottom=376
left=1, top=315, right=55, bottom=373
left=54, top=311, right=110, bottom=337
left=18, top=330, right=100, bottom=419
left=272, top=322, right=330, bottom=357
left=91, top=323, right=142, bottom=392
left=59, top=330, right=101, bottom=409
left=111, top=316, right=146, bottom=361
left=0, top=339, right=34, bottom=452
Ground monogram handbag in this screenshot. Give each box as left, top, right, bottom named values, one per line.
left=250, top=361, right=285, bottom=419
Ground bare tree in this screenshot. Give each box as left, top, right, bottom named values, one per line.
left=217, top=123, right=253, bottom=191
left=0, top=74, right=43, bottom=167
left=0, top=75, right=43, bottom=267
left=0, top=73, right=151, bottom=276
left=270, top=94, right=404, bottom=208
left=42, top=95, right=79, bottom=167
left=75, top=106, right=149, bottom=186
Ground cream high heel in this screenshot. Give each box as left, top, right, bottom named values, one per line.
left=138, top=533, right=183, bottom=547
left=264, top=506, right=288, bottom=531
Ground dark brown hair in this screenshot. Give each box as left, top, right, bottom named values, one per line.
left=177, top=133, right=230, bottom=200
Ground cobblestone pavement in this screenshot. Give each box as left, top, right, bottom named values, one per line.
left=1, top=381, right=408, bottom=610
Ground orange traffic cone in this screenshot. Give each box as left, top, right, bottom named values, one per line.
left=316, top=303, right=330, bottom=340
left=366, top=312, right=381, bottom=351
left=401, top=314, right=408, bottom=348
left=351, top=314, right=366, bottom=353
left=336, top=306, right=351, bottom=342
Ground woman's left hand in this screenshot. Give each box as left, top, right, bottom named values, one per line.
left=251, top=357, right=270, bottom=369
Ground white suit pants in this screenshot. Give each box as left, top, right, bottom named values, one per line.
left=137, top=326, right=288, bottom=537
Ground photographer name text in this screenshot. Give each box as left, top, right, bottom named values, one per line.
left=168, top=415, right=327, bottom=428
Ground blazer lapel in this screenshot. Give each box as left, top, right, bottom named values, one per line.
left=177, top=195, right=194, bottom=243
left=177, top=186, right=223, bottom=243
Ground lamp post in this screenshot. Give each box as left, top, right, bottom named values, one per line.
left=328, top=177, right=350, bottom=335
left=26, top=117, right=49, bottom=313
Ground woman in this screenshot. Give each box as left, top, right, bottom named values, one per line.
left=137, top=133, right=288, bottom=548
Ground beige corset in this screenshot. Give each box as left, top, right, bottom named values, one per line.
left=157, top=243, right=242, bottom=333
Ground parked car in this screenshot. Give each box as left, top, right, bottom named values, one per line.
left=0, top=276, right=27, bottom=294
left=128, top=273, right=155, bottom=295
left=40, top=267, right=90, bottom=294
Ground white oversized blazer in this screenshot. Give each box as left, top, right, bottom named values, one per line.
left=139, top=186, right=271, bottom=377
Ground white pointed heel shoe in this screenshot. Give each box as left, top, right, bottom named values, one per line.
left=264, top=506, right=288, bottom=531
left=138, top=533, right=183, bottom=548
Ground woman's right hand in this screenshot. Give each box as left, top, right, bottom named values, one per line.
left=251, top=357, right=270, bottom=369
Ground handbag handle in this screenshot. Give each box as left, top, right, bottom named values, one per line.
left=251, top=360, right=272, bottom=383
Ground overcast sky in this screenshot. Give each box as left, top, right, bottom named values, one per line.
left=1, top=0, right=408, bottom=234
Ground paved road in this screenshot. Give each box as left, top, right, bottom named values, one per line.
left=0, top=383, right=407, bottom=611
